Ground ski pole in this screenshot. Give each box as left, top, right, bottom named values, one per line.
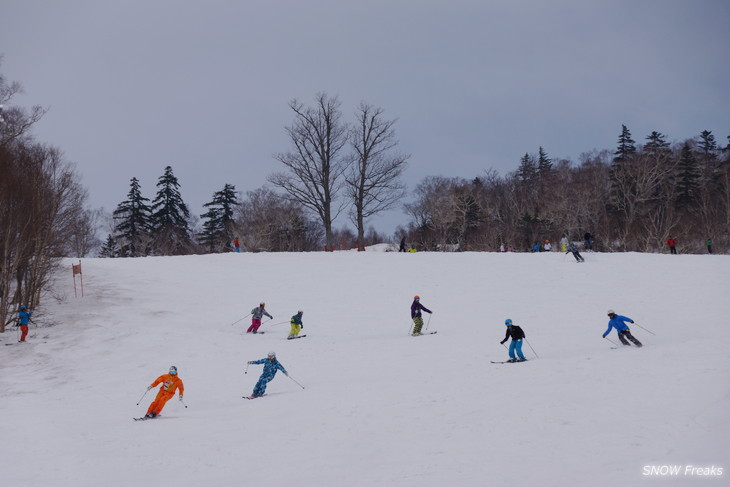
left=525, top=338, right=539, bottom=358
left=286, top=373, right=305, bottom=389
left=603, top=336, right=619, bottom=347
left=230, top=313, right=252, bottom=326
left=632, top=322, right=656, bottom=336
left=136, top=387, right=151, bottom=405
left=408, top=321, right=413, bottom=335
left=268, top=320, right=290, bottom=327
left=179, top=397, right=188, bottom=409
left=245, top=362, right=250, bottom=374
left=425, top=313, right=433, bottom=331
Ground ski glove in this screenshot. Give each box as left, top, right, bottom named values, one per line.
left=147, top=386, right=153, bottom=391
left=629, top=320, right=634, bottom=323
left=179, top=395, right=183, bottom=400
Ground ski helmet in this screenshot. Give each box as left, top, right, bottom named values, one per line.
left=414, top=295, right=420, bottom=300
left=607, top=309, right=616, bottom=316
left=505, top=318, right=513, bottom=325
left=267, top=351, right=276, bottom=359
left=297, top=310, right=303, bottom=315
left=260, top=302, right=265, bottom=307
left=20, top=305, right=26, bottom=310
left=169, top=366, right=178, bottom=375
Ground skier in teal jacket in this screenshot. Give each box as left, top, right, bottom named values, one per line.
left=603, top=310, right=642, bottom=347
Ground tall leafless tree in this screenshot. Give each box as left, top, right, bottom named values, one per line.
left=346, top=103, right=409, bottom=249
left=269, top=93, right=348, bottom=249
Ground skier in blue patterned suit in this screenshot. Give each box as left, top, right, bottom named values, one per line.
left=247, top=351, right=288, bottom=397
left=602, top=309, right=642, bottom=347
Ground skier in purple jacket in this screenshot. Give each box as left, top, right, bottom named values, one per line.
left=410, top=296, right=432, bottom=336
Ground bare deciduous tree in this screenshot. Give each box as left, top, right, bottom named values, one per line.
left=269, top=93, right=348, bottom=249
left=346, top=102, right=409, bottom=250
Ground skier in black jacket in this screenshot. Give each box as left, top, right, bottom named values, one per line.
left=500, top=319, right=527, bottom=362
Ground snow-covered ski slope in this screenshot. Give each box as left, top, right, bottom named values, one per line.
left=1, top=248, right=728, bottom=486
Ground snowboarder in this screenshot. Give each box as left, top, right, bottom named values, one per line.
left=500, top=318, right=527, bottom=362
left=144, top=366, right=184, bottom=419
left=603, top=310, right=642, bottom=347
left=17, top=305, right=32, bottom=342
left=247, top=351, right=288, bottom=397
left=410, top=296, right=432, bottom=336
left=566, top=242, right=585, bottom=262
left=288, top=310, right=304, bottom=339
left=247, top=302, right=272, bottom=333
left=666, top=236, right=678, bottom=254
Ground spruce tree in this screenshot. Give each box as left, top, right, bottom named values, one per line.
left=675, top=142, right=700, bottom=208
left=150, top=166, right=192, bottom=255
left=113, top=177, right=152, bottom=257
left=517, top=153, right=537, bottom=182
left=613, top=124, right=636, bottom=164
left=199, top=184, right=238, bottom=252
left=99, top=234, right=120, bottom=258
left=643, top=131, right=671, bottom=158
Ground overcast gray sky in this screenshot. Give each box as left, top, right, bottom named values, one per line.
left=1, top=0, right=729, bottom=235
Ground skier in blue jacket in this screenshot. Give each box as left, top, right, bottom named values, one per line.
left=18, top=305, right=33, bottom=342
left=603, top=309, right=642, bottom=347
left=247, top=351, right=288, bottom=397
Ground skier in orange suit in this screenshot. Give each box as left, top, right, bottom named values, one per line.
left=145, top=366, right=184, bottom=419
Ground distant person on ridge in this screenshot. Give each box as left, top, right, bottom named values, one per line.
left=288, top=310, right=304, bottom=339
left=602, top=310, right=642, bottom=347
left=666, top=236, right=678, bottom=254
left=247, top=302, right=273, bottom=334
left=410, top=296, right=432, bottom=336
left=247, top=351, right=288, bottom=398
left=584, top=232, right=593, bottom=250
left=144, top=366, right=184, bottom=419
left=500, top=319, right=527, bottom=362
left=399, top=237, right=407, bottom=252
left=17, top=305, right=32, bottom=342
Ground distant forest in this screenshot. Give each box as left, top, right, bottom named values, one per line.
left=2, top=72, right=728, bottom=328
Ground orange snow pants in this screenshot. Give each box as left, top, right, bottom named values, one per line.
left=147, top=391, right=174, bottom=416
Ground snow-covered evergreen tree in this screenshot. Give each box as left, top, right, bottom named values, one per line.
left=199, top=183, right=238, bottom=252
left=113, top=177, right=152, bottom=257
left=150, top=166, right=192, bottom=255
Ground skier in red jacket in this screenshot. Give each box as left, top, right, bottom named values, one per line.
left=666, top=236, right=678, bottom=254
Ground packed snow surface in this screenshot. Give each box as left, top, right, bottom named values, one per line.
left=1, top=248, right=728, bottom=486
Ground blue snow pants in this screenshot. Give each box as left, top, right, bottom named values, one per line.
left=253, top=376, right=273, bottom=397
left=509, top=339, right=525, bottom=360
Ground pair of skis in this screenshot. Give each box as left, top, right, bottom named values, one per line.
left=412, top=331, right=437, bottom=337
left=491, top=359, right=528, bottom=364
